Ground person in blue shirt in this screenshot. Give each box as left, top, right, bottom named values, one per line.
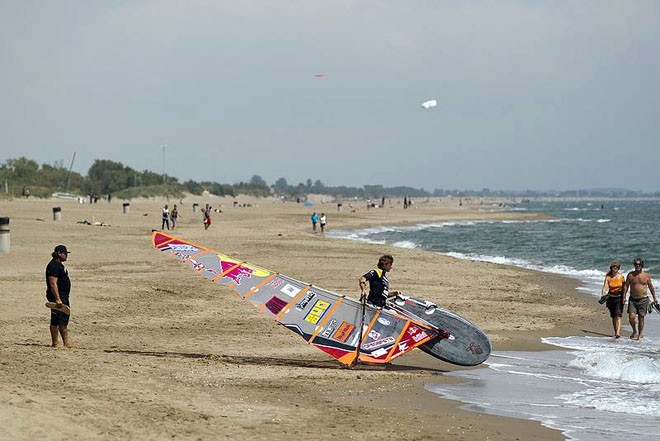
left=310, top=212, right=318, bottom=232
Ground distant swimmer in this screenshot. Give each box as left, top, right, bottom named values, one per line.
left=359, top=255, right=402, bottom=309
left=600, top=261, right=624, bottom=338
left=625, top=258, right=658, bottom=340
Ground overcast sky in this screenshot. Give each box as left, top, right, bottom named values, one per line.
left=2, top=1, right=659, bottom=192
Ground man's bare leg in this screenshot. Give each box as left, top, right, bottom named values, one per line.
left=59, top=326, right=72, bottom=348
left=637, top=316, right=644, bottom=340
left=50, top=325, right=63, bottom=348
left=629, top=313, right=638, bottom=339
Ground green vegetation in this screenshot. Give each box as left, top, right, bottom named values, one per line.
left=3, top=156, right=655, bottom=201
left=0, top=156, right=429, bottom=200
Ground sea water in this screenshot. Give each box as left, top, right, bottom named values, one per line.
left=328, top=199, right=660, bottom=441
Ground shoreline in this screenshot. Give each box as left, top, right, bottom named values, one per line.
left=0, top=196, right=612, bottom=440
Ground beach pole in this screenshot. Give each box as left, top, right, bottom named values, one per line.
left=0, top=217, right=10, bottom=254
left=52, top=207, right=62, bottom=221
left=122, top=202, right=130, bottom=214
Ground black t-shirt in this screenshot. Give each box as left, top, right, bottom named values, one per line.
left=46, top=259, right=71, bottom=301
left=363, top=268, right=389, bottom=307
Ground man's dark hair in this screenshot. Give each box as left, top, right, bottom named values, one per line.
left=633, top=258, right=644, bottom=268
left=377, top=255, right=394, bottom=270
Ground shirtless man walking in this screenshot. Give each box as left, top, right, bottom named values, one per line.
left=625, top=258, right=657, bottom=340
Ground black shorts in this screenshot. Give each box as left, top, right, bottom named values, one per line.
left=606, top=296, right=623, bottom=318
left=48, top=297, right=70, bottom=326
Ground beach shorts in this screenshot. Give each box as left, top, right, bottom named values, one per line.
left=606, top=296, right=623, bottom=318
left=628, top=297, right=649, bottom=317
left=49, top=298, right=70, bottom=326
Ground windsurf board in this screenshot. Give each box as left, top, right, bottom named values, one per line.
left=388, top=296, right=491, bottom=366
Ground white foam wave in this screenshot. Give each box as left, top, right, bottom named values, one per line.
left=560, top=387, right=660, bottom=416
left=572, top=353, right=660, bottom=384
left=445, top=252, right=603, bottom=284
left=392, top=240, right=417, bottom=249
left=542, top=336, right=660, bottom=384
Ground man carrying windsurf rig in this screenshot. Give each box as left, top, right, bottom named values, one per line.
left=359, top=254, right=402, bottom=308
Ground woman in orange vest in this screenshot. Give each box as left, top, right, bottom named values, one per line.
left=599, top=261, right=625, bottom=338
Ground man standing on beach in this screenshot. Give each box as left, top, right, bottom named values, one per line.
left=46, top=245, right=72, bottom=348
left=625, top=258, right=657, bottom=340
left=319, top=213, right=327, bottom=233
left=170, top=204, right=180, bottom=229
left=203, top=204, right=212, bottom=230
left=359, top=255, right=402, bottom=308
left=311, top=212, right=318, bottom=233
left=161, top=205, right=170, bottom=230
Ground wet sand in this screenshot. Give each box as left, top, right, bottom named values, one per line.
left=0, top=195, right=612, bottom=440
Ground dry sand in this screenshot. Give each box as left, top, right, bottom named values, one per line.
left=0, top=195, right=613, bottom=440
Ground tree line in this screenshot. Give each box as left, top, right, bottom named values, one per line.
left=4, top=156, right=654, bottom=200
left=0, top=157, right=430, bottom=200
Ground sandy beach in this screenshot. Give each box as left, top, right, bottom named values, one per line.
left=0, top=195, right=613, bottom=440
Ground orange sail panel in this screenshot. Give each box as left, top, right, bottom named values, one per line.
left=152, top=231, right=438, bottom=366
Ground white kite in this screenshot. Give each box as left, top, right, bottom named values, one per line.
left=421, top=99, right=437, bottom=109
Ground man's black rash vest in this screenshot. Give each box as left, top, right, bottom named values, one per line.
left=364, top=267, right=390, bottom=308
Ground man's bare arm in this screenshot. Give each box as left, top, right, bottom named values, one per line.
left=648, top=276, right=657, bottom=301
left=359, top=277, right=368, bottom=299
left=48, top=275, right=62, bottom=304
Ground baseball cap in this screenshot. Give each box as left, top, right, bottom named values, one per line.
left=54, top=245, right=70, bottom=254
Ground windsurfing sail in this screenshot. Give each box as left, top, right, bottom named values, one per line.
left=152, top=231, right=439, bottom=367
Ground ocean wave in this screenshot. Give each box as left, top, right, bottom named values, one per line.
left=392, top=240, right=417, bottom=249
left=445, top=252, right=603, bottom=282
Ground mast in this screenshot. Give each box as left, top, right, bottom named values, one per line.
left=64, top=152, right=76, bottom=192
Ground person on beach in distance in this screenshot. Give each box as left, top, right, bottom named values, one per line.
left=319, top=213, right=327, bottom=233
left=359, top=254, right=402, bottom=309
left=170, top=204, right=180, bottom=229
left=599, top=261, right=625, bottom=338
left=310, top=212, right=318, bottom=233
left=203, top=204, right=212, bottom=230
left=161, top=204, right=170, bottom=230
left=625, top=258, right=658, bottom=340
left=46, top=245, right=72, bottom=348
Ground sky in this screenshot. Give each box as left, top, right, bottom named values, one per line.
left=2, top=1, right=660, bottom=192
